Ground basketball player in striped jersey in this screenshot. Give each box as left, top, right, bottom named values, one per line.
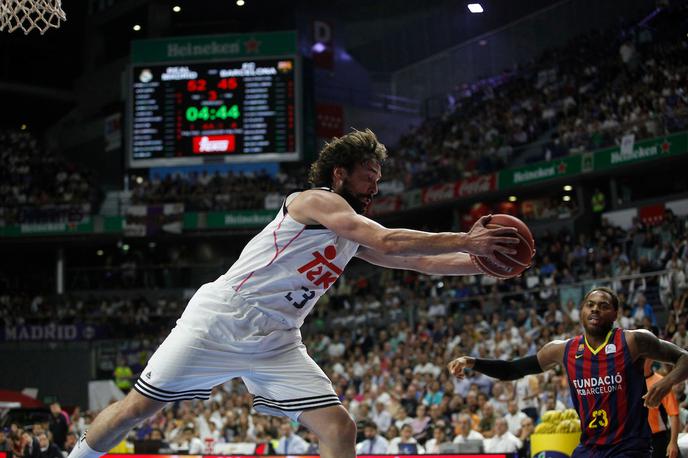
left=449, top=287, right=688, bottom=457
left=68, top=129, right=520, bottom=458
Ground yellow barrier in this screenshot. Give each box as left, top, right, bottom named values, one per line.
left=531, top=432, right=580, bottom=457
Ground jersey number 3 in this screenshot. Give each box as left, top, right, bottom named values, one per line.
left=588, top=409, right=609, bottom=429
left=285, top=287, right=316, bottom=309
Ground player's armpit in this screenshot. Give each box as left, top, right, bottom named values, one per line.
left=537, top=340, right=567, bottom=372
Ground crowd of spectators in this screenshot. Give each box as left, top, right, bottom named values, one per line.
left=128, top=165, right=307, bottom=212
left=0, top=130, right=99, bottom=227
left=2, top=212, right=688, bottom=455
left=381, top=3, right=688, bottom=190
left=3, top=6, right=687, bottom=222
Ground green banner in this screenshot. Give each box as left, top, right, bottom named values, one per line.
left=132, top=31, right=297, bottom=63
left=0, top=219, right=94, bottom=237
left=206, top=210, right=275, bottom=229
left=593, top=132, right=688, bottom=170
left=499, top=155, right=582, bottom=189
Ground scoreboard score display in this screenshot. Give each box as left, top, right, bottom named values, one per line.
left=128, top=57, right=300, bottom=167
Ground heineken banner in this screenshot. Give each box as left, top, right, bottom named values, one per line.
left=131, top=31, right=297, bottom=63
left=498, top=132, right=688, bottom=190
left=593, top=132, right=688, bottom=170
left=0, top=218, right=94, bottom=237
left=499, top=155, right=582, bottom=189
left=206, top=210, right=275, bottom=229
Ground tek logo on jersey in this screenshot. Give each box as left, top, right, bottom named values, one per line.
left=297, top=245, right=343, bottom=289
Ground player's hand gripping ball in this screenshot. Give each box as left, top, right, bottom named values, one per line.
left=470, top=214, right=535, bottom=279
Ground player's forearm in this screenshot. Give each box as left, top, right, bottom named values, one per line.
left=413, top=253, right=482, bottom=275
left=670, top=415, right=679, bottom=444
left=379, top=229, right=467, bottom=256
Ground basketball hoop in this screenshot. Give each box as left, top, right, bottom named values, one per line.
left=0, top=0, right=66, bottom=35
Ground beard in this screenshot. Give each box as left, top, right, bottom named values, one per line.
left=338, top=186, right=369, bottom=214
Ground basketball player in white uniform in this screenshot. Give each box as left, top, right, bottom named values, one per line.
left=68, top=129, right=519, bottom=458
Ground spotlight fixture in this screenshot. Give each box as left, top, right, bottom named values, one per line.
left=467, top=3, right=484, bottom=13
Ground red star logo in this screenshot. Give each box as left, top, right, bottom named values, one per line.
left=557, top=161, right=567, bottom=174
left=243, top=38, right=261, bottom=53
left=661, top=140, right=671, bottom=153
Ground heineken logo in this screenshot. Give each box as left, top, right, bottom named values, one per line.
left=610, top=144, right=661, bottom=165
left=167, top=40, right=241, bottom=58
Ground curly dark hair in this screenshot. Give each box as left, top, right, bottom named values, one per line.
left=308, top=128, right=387, bottom=187
left=582, top=286, right=620, bottom=310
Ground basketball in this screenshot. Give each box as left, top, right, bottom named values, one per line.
left=471, top=214, right=535, bottom=278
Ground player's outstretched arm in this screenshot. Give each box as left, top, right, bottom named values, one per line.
left=289, top=190, right=518, bottom=257
left=628, top=329, right=688, bottom=408
left=447, top=340, right=566, bottom=381
left=355, top=248, right=482, bottom=276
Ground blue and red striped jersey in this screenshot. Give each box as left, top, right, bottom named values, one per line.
left=563, top=327, right=651, bottom=446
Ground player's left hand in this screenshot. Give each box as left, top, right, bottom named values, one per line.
left=642, top=378, right=671, bottom=408
left=667, top=440, right=679, bottom=458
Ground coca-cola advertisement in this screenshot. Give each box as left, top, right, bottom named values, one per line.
left=455, top=173, right=496, bottom=197
left=421, top=182, right=455, bottom=204
left=369, top=195, right=401, bottom=216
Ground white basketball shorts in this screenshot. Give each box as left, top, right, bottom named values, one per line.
left=133, top=282, right=340, bottom=421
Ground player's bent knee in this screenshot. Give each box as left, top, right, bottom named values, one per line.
left=299, top=405, right=356, bottom=445
left=119, top=390, right=166, bottom=424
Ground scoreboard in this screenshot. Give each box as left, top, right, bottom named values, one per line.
left=128, top=57, right=300, bottom=167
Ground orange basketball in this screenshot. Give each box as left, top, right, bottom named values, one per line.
left=470, top=214, right=535, bottom=278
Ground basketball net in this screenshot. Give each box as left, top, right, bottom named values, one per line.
left=0, top=0, right=66, bottom=34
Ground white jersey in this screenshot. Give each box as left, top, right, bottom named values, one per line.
left=215, top=190, right=359, bottom=328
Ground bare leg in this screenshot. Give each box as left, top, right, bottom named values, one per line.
left=73, top=390, right=166, bottom=454
left=298, top=405, right=356, bottom=458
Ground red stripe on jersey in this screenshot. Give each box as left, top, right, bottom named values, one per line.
left=594, top=331, right=611, bottom=444
left=235, top=214, right=305, bottom=291
left=613, top=329, right=628, bottom=443
left=566, top=336, right=582, bottom=412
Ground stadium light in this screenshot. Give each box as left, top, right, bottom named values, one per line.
left=563, top=185, right=573, bottom=191
left=172, top=5, right=181, bottom=13
left=467, top=3, right=484, bottom=13
left=508, top=196, right=517, bottom=202
left=96, top=250, right=104, bottom=256
left=236, top=0, right=245, bottom=6
left=133, top=24, right=141, bottom=31
left=563, top=195, right=571, bottom=202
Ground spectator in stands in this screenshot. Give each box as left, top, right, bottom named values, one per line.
left=517, top=417, right=535, bottom=458
left=452, top=413, right=484, bottom=445
left=483, top=418, right=522, bottom=453
left=48, top=403, right=68, bottom=451
left=36, top=433, right=62, bottom=458
left=0, top=429, right=9, bottom=454
left=170, top=426, right=203, bottom=454
left=275, top=423, right=308, bottom=455
left=387, top=424, right=424, bottom=454
left=113, top=356, right=134, bottom=393
left=63, top=433, right=77, bottom=456
left=355, top=421, right=388, bottom=455
left=371, top=400, right=392, bottom=433
left=504, top=400, right=529, bottom=436
left=424, top=426, right=449, bottom=453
